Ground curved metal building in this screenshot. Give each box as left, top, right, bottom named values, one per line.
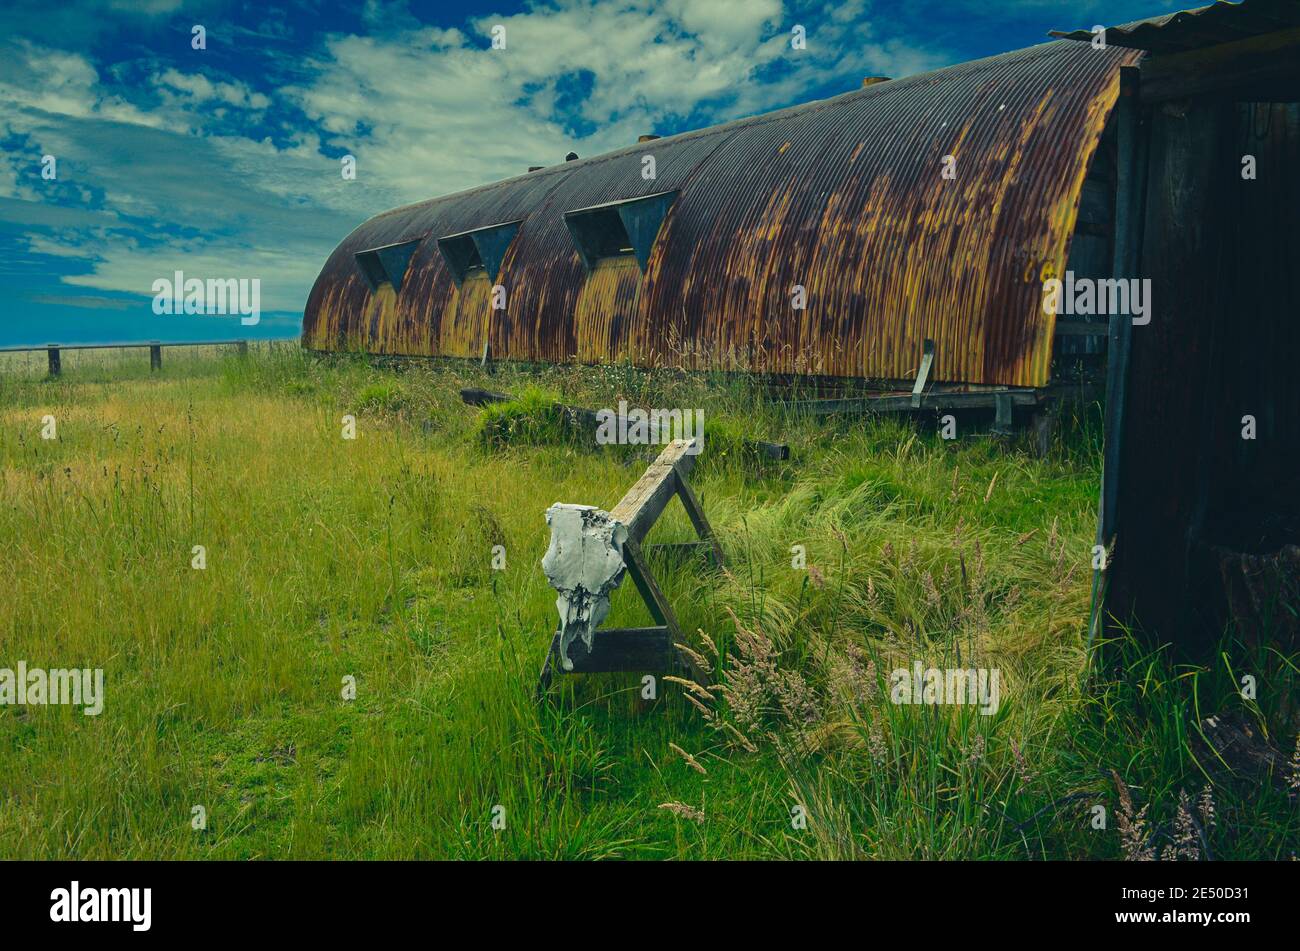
left=303, top=39, right=1141, bottom=387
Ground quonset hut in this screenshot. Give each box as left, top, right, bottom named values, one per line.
left=302, top=39, right=1139, bottom=389
left=303, top=0, right=1300, bottom=658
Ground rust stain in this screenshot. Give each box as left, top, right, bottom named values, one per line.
left=303, top=41, right=1141, bottom=387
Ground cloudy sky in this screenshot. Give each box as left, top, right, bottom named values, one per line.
left=0, top=0, right=1180, bottom=346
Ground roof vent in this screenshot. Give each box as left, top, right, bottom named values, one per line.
left=861, top=76, right=890, bottom=87
left=565, top=151, right=579, bottom=161
left=637, top=134, right=660, bottom=143
left=436, top=221, right=521, bottom=286
left=355, top=239, right=422, bottom=294
left=563, top=191, right=677, bottom=272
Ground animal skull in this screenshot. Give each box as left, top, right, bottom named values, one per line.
left=541, top=503, right=628, bottom=671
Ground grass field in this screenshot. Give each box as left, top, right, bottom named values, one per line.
left=1, top=344, right=1295, bottom=860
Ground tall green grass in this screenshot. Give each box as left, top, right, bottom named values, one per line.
left=0, top=345, right=1293, bottom=859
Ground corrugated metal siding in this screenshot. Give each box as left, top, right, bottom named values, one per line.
left=1051, top=0, right=1300, bottom=53
left=302, top=40, right=1140, bottom=386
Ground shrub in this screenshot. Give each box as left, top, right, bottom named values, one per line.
left=476, top=386, right=570, bottom=449
left=356, top=379, right=405, bottom=412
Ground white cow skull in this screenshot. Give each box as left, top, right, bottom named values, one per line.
left=541, top=503, right=628, bottom=671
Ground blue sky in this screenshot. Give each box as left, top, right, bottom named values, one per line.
left=0, top=0, right=1185, bottom=347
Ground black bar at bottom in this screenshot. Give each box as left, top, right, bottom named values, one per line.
left=0, top=858, right=1278, bottom=937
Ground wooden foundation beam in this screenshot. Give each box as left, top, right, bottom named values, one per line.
left=460, top=387, right=789, bottom=461
left=784, top=388, right=1040, bottom=417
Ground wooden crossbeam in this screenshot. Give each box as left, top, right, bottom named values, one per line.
left=537, top=626, right=673, bottom=691
left=784, top=388, right=1040, bottom=416
left=645, top=540, right=713, bottom=561
left=608, top=438, right=697, bottom=543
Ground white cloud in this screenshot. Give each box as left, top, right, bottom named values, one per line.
left=60, top=238, right=324, bottom=314
left=2, top=0, right=948, bottom=318
left=284, top=0, right=945, bottom=204
left=152, top=69, right=272, bottom=111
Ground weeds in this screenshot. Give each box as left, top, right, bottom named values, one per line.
left=0, top=345, right=1293, bottom=860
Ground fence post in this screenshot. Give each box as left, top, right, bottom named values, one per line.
left=46, top=345, right=61, bottom=377
left=149, top=342, right=162, bottom=372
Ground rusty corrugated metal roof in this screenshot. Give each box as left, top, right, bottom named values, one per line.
left=303, top=40, right=1140, bottom=387
left=1050, top=0, right=1300, bottom=53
